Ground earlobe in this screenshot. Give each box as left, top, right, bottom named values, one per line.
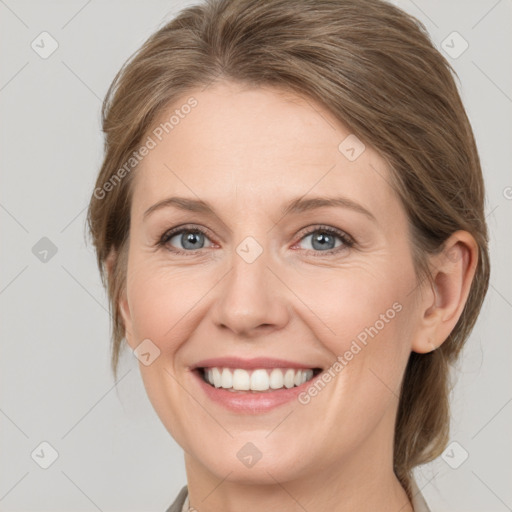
left=118, top=282, right=139, bottom=351
left=119, top=291, right=135, bottom=346
left=106, top=248, right=135, bottom=347
left=119, top=292, right=131, bottom=329
left=411, top=230, right=479, bottom=354
left=105, top=248, right=116, bottom=278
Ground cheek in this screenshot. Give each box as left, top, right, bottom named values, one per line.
left=299, top=260, right=415, bottom=407
left=125, top=259, right=208, bottom=351
left=302, top=265, right=410, bottom=350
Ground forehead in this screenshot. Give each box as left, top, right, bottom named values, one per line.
left=131, top=81, right=401, bottom=220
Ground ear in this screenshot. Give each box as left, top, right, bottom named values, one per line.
left=105, top=248, right=116, bottom=278
left=411, top=230, right=479, bottom=354
left=106, top=248, right=136, bottom=350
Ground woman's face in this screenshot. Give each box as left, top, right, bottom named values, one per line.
left=120, top=80, right=428, bottom=484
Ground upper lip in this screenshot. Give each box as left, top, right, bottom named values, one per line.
left=191, top=357, right=323, bottom=370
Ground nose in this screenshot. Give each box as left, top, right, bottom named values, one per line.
left=210, top=241, right=291, bottom=337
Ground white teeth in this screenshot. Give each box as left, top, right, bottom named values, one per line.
left=233, top=369, right=250, bottom=390
left=284, top=368, right=295, bottom=388
left=212, top=367, right=222, bottom=388
left=250, top=369, right=270, bottom=391
left=221, top=368, right=232, bottom=388
left=269, top=368, right=284, bottom=389
left=203, top=367, right=315, bottom=392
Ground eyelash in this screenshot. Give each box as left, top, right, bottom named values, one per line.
left=157, top=224, right=355, bottom=257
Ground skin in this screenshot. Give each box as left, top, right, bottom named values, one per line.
left=115, top=80, right=478, bottom=512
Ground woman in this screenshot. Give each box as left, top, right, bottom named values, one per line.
left=87, top=0, right=490, bottom=510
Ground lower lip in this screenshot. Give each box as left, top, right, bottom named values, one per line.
left=192, top=369, right=321, bottom=414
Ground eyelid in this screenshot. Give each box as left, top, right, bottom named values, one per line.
left=291, top=224, right=354, bottom=256
left=295, top=224, right=354, bottom=245
left=158, top=224, right=215, bottom=254
left=157, top=223, right=355, bottom=255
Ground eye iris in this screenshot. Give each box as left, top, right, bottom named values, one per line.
left=182, top=231, right=204, bottom=250
left=311, top=231, right=336, bottom=251
left=167, top=228, right=344, bottom=252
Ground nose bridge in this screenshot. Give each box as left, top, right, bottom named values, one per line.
left=211, top=229, right=290, bottom=335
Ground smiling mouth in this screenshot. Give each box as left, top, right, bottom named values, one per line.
left=197, top=367, right=323, bottom=393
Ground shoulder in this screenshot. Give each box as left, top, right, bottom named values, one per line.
left=164, top=485, right=188, bottom=512
left=410, top=478, right=432, bottom=512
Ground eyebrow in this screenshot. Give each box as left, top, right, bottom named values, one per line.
left=143, top=195, right=376, bottom=222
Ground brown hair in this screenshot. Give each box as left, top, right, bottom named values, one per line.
left=87, top=0, right=490, bottom=497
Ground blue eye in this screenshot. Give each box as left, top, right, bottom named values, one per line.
left=296, top=227, right=353, bottom=254
left=158, top=224, right=354, bottom=256
left=159, top=226, right=213, bottom=254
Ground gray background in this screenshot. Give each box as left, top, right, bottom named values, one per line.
left=0, top=0, right=510, bottom=510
